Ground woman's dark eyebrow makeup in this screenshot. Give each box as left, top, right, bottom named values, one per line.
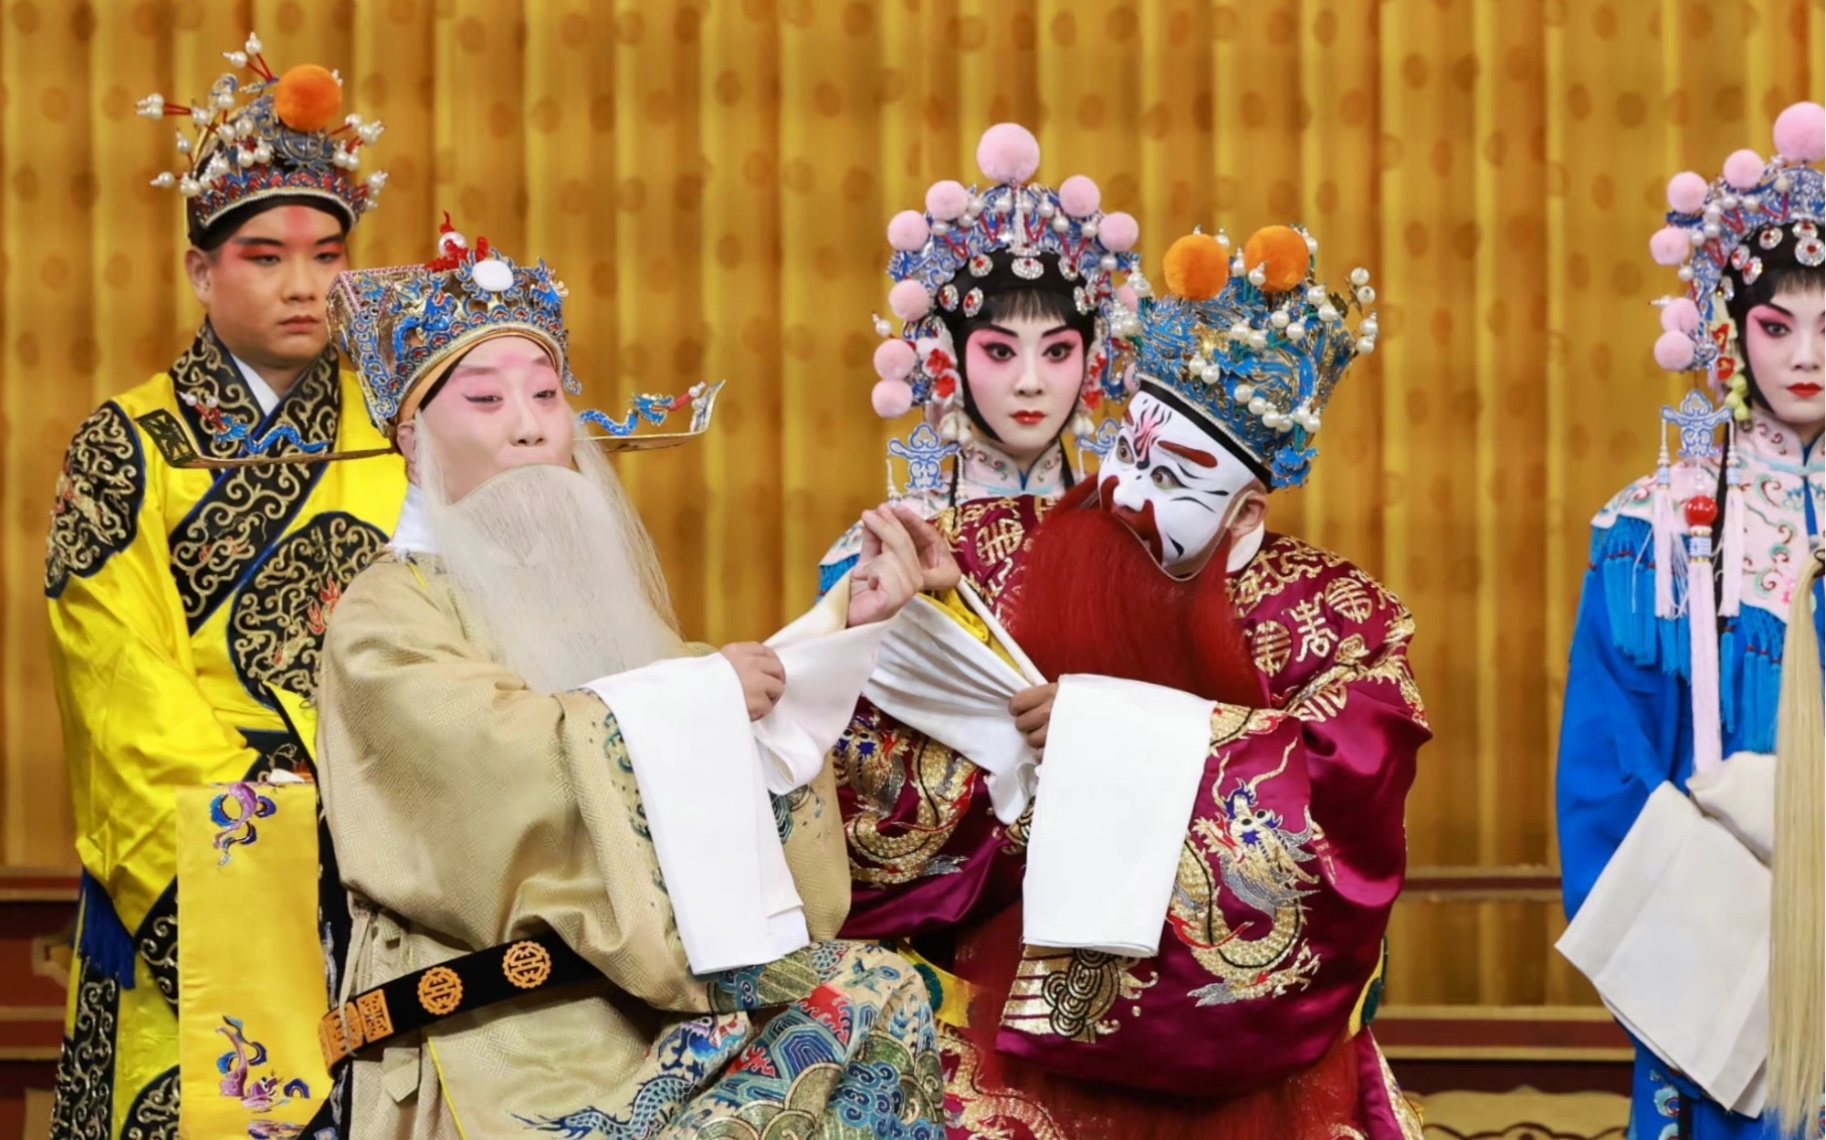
left=980, top=323, right=1074, bottom=337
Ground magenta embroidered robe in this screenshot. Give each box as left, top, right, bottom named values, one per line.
left=830, top=496, right=1429, bottom=1131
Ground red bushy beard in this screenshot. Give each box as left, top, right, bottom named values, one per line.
left=1004, top=479, right=1265, bottom=708
left=961, top=485, right=1360, bottom=1136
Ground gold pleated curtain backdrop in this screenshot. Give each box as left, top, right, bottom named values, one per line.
left=0, top=0, right=1819, bottom=1010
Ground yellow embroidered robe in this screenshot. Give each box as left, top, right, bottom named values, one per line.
left=45, top=323, right=406, bottom=1139
left=315, top=553, right=945, bottom=1139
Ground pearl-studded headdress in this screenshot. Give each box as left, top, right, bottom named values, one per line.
left=1134, top=226, right=1379, bottom=490
left=140, top=32, right=387, bottom=236
left=1632, top=104, right=1825, bottom=808
left=868, top=124, right=1145, bottom=455
left=326, top=216, right=721, bottom=454
left=1648, top=100, right=1825, bottom=421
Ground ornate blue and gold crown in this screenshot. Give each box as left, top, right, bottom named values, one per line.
left=868, top=123, right=1145, bottom=441
left=1135, top=225, right=1378, bottom=490
left=141, top=32, right=386, bottom=233
left=327, top=216, right=723, bottom=454
left=1647, top=101, right=1824, bottom=423
left=328, top=217, right=574, bottom=436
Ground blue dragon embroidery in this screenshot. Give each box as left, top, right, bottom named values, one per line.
left=179, top=392, right=330, bottom=459
left=577, top=393, right=687, bottom=437
left=513, top=1017, right=744, bottom=1138
left=390, top=278, right=461, bottom=369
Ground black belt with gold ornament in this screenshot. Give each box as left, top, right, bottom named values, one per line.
left=319, top=933, right=595, bottom=1070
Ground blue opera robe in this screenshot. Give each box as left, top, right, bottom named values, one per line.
left=1557, top=422, right=1821, bottom=1140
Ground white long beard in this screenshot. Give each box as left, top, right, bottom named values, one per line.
left=415, top=420, right=684, bottom=695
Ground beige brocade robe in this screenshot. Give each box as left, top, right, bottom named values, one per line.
left=316, top=554, right=926, bottom=1139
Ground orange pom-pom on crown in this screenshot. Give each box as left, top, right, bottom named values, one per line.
left=1162, top=232, right=1231, bottom=301
left=274, top=64, right=342, bottom=133
left=1244, top=225, right=1312, bottom=293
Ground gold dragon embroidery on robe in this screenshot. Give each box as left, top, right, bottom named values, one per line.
left=835, top=710, right=980, bottom=886
left=1169, top=713, right=1328, bottom=1005
left=939, top=1024, right=1071, bottom=1140
left=834, top=499, right=1043, bottom=885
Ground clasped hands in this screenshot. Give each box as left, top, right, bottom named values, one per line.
left=848, top=502, right=1057, bottom=752
left=718, top=503, right=960, bottom=723
left=721, top=501, right=1055, bottom=746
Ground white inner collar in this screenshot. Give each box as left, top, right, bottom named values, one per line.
left=1226, top=523, right=1266, bottom=572
left=957, top=435, right=1070, bottom=500
left=389, top=484, right=438, bottom=555
left=229, top=353, right=281, bottom=417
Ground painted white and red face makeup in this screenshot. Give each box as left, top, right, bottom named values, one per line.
left=398, top=335, right=574, bottom=502
left=961, top=313, right=1086, bottom=468
left=1743, top=281, right=1825, bottom=440
left=1098, top=391, right=1262, bottom=575
left=187, top=204, right=349, bottom=380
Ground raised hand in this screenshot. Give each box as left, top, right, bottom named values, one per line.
left=890, top=504, right=962, bottom=593
left=847, top=505, right=925, bottom=627
left=720, top=641, right=786, bottom=721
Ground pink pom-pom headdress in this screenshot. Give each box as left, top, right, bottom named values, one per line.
left=867, top=123, right=1145, bottom=473
left=1639, top=103, right=1823, bottom=641
left=1647, top=102, right=1824, bottom=419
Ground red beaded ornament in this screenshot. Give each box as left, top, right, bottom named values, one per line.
left=1684, top=495, right=1720, bottom=529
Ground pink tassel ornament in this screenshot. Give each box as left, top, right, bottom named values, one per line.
left=1099, top=211, right=1139, bottom=253
left=1684, top=495, right=1724, bottom=778
left=925, top=180, right=970, bottom=221
left=887, top=210, right=931, bottom=252
left=1719, top=443, right=1747, bottom=617
left=887, top=279, right=931, bottom=322
left=1659, top=297, right=1701, bottom=333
